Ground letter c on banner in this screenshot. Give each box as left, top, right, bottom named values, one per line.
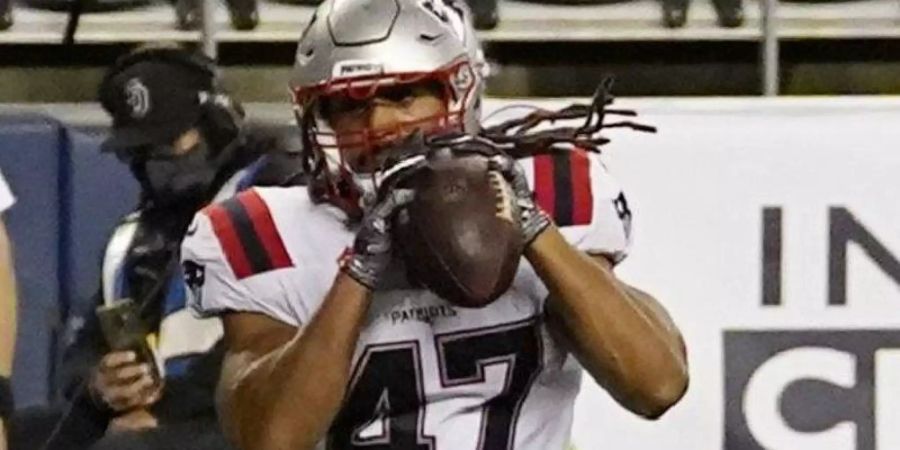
left=743, top=347, right=857, bottom=450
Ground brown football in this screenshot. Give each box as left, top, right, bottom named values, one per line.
left=393, top=150, right=523, bottom=308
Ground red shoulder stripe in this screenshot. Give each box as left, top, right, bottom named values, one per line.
left=532, top=150, right=593, bottom=226
left=237, top=190, right=293, bottom=271
left=205, top=203, right=254, bottom=279
left=533, top=154, right=556, bottom=220
left=569, top=149, right=593, bottom=226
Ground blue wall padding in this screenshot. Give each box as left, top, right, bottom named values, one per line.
left=0, top=116, right=138, bottom=407
left=66, top=128, right=139, bottom=320
left=0, top=115, right=65, bottom=407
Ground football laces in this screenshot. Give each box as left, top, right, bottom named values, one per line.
left=488, top=170, right=516, bottom=224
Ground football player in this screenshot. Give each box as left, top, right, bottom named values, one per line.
left=182, top=0, right=689, bottom=449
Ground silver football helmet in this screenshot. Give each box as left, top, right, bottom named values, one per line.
left=290, top=0, right=487, bottom=216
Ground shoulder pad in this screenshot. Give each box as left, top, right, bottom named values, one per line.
left=531, top=149, right=594, bottom=227
left=201, top=189, right=294, bottom=280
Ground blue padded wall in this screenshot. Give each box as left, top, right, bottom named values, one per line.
left=66, top=128, right=138, bottom=322
left=0, top=115, right=65, bottom=407
left=0, top=116, right=138, bottom=407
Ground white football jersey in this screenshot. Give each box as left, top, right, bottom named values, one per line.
left=182, top=150, right=633, bottom=450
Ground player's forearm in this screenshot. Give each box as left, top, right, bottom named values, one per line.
left=0, top=223, right=16, bottom=449
left=228, top=273, right=371, bottom=450
left=0, top=222, right=16, bottom=378
left=526, top=226, right=688, bottom=419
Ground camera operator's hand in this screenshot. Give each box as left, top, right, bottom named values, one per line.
left=90, top=351, right=162, bottom=413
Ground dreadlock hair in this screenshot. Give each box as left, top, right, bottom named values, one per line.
left=478, top=78, right=656, bottom=159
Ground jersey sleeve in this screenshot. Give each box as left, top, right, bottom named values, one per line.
left=528, top=150, right=633, bottom=264
left=181, top=191, right=302, bottom=326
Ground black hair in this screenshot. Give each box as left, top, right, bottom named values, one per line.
left=478, top=78, right=656, bottom=159
left=299, top=77, right=654, bottom=210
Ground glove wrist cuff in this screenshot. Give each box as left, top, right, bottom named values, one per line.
left=339, top=251, right=379, bottom=290
left=522, top=211, right=552, bottom=245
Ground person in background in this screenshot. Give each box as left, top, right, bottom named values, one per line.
left=9, top=43, right=302, bottom=450
left=0, top=169, right=16, bottom=450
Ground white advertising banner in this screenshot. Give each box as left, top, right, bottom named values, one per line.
left=486, top=97, right=900, bottom=450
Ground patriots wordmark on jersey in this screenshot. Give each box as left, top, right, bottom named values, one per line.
left=182, top=150, right=632, bottom=449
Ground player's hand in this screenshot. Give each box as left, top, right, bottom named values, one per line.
left=107, top=408, right=159, bottom=434
left=483, top=151, right=551, bottom=245
left=90, top=351, right=162, bottom=413
left=428, top=133, right=552, bottom=244
left=341, top=183, right=416, bottom=290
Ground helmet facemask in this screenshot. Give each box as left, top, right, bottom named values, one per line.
left=294, top=59, right=478, bottom=216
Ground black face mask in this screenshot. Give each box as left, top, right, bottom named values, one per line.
left=139, top=139, right=219, bottom=206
